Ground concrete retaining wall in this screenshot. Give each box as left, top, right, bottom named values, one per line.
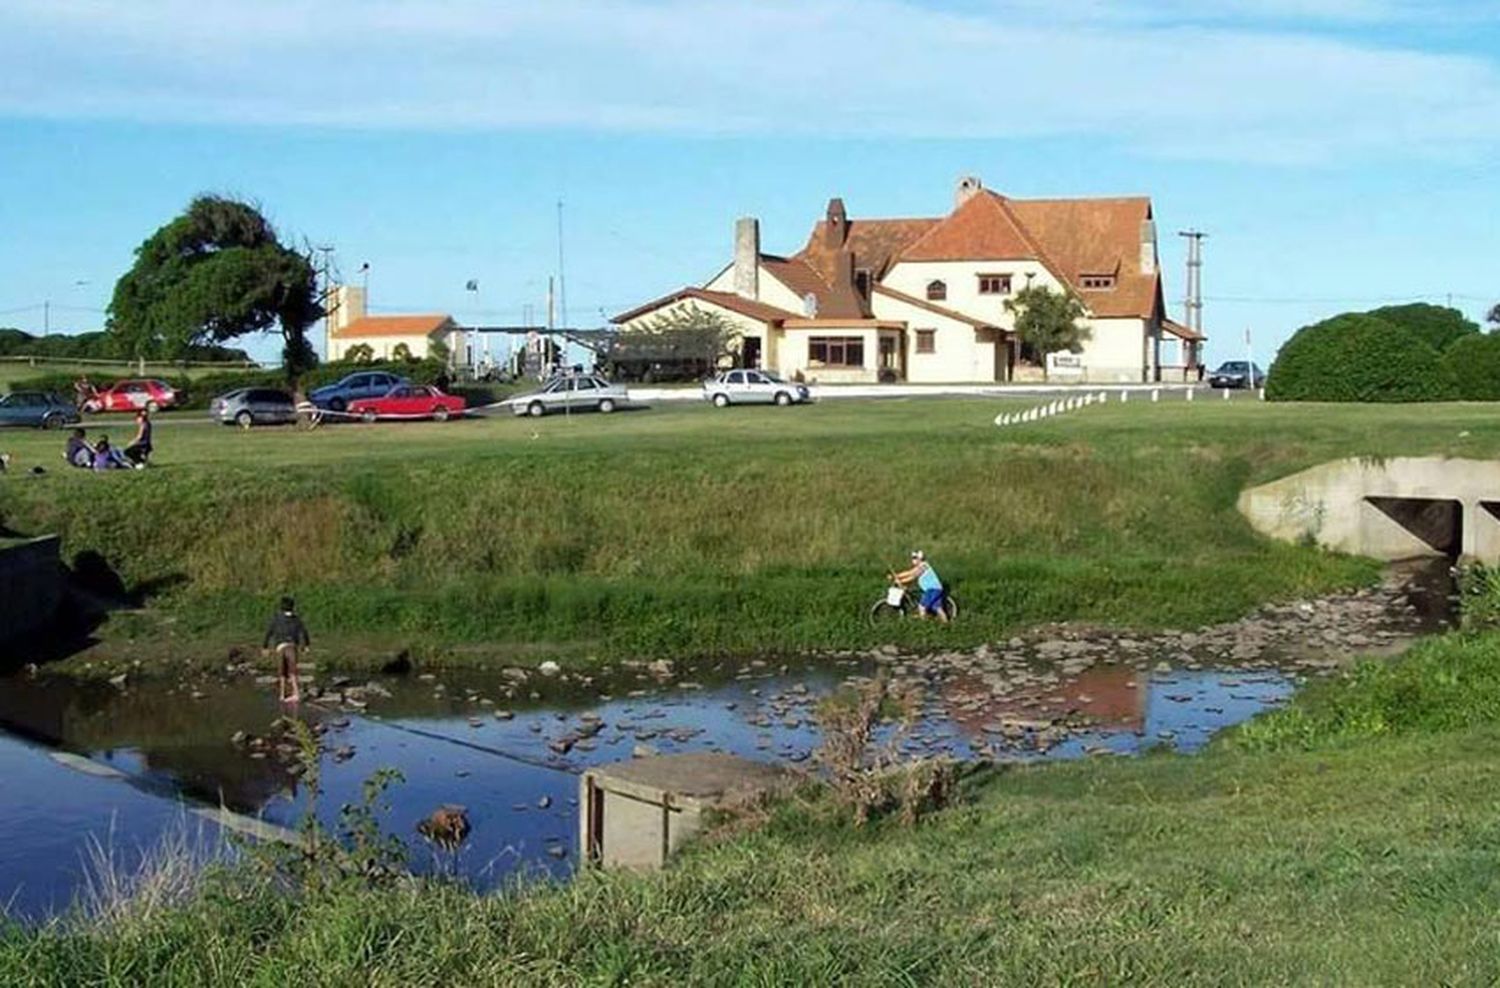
left=1238, top=457, right=1500, bottom=562
left=0, top=536, right=64, bottom=645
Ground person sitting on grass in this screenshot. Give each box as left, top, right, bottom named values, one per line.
left=90, top=436, right=135, bottom=471
left=124, top=409, right=153, bottom=467
left=64, top=428, right=91, bottom=468
left=262, top=596, right=311, bottom=704
left=892, top=549, right=949, bottom=623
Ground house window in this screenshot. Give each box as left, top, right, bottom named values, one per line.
left=915, top=329, right=936, bottom=354
left=854, top=269, right=873, bottom=298
left=978, top=274, right=1012, bottom=295
left=808, top=336, right=865, bottom=368
left=926, top=280, right=947, bottom=301
left=1081, top=274, right=1117, bottom=290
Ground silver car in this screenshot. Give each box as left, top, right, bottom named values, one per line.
left=211, top=387, right=297, bottom=428
left=703, top=369, right=811, bottom=407
left=508, top=375, right=632, bottom=417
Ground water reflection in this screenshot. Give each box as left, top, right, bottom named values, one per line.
left=0, top=652, right=1307, bottom=921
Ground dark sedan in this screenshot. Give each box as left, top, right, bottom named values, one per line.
left=0, top=391, right=81, bottom=429
left=1207, top=361, right=1266, bottom=390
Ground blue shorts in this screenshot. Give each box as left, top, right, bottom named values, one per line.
left=919, top=587, right=945, bottom=611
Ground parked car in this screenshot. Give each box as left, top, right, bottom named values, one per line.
left=507, top=375, right=631, bottom=417
left=702, top=369, right=811, bottom=407
left=83, top=379, right=179, bottom=414
left=0, top=391, right=81, bottom=429
left=349, top=384, right=467, bottom=423
left=1207, top=361, right=1266, bottom=390
left=308, top=371, right=408, bottom=411
left=211, top=387, right=297, bottom=428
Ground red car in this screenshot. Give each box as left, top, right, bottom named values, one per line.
left=349, top=384, right=466, bottom=423
left=82, top=379, right=179, bottom=414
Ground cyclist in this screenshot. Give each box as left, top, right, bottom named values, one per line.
left=892, top=549, right=948, bottom=622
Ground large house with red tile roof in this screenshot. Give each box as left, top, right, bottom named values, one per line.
left=612, top=176, right=1204, bottom=384
left=324, top=285, right=461, bottom=363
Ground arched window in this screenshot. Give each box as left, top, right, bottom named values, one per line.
left=926, top=280, right=947, bottom=301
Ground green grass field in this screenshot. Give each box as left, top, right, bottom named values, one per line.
left=3, top=397, right=1497, bottom=672
left=6, top=398, right=1500, bottom=983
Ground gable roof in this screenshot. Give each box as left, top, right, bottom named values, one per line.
left=334, top=315, right=453, bottom=339
left=897, top=191, right=1046, bottom=264
left=794, top=218, right=938, bottom=287
left=610, top=287, right=798, bottom=326
left=1007, top=196, right=1160, bottom=320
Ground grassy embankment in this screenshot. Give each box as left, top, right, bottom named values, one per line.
left=4, top=627, right=1499, bottom=984
left=1, top=398, right=1493, bottom=673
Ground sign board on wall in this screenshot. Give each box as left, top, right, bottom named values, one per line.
left=1046, top=351, right=1085, bottom=378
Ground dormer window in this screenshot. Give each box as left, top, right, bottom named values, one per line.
left=926, top=280, right=947, bottom=301
left=978, top=274, right=1012, bottom=295
left=1081, top=274, right=1117, bottom=290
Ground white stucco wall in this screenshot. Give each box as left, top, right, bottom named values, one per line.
left=329, top=333, right=438, bottom=362
left=882, top=260, right=1059, bottom=329
left=705, top=264, right=808, bottom=317
left=777, top=327, right=882, bottom=383
left=1080, top=317, right=1151, bottom=382
left=871, top=292, right=1001, bottom=383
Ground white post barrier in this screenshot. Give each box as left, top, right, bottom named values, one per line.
left=1222, top=388, right=1230, bottom=400
left=1258, top=388, right=1266, bottom=401
left=1120, top=390, right=1129, bottom=403
left=1097, top=391, right=1106, bottom=403
left=1186, top=388, right=1194, bottom=402
left=1151, top=389, right=1160, bottom=403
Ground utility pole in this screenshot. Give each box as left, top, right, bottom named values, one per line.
left=556, top=199, right=568, bottom=333
left=314, top=245, right=336, bottom=361
left=1177, top=230, right=1206, bottom=340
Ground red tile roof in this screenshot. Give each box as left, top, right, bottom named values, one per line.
left=798, top=190, right=1166, bottom=321
left=767, top=254, right=868, bottom=320
left=334, top=315, right=453, bottom=339
left=795, top=218, right=938, bottom=288
left=1007, top=196, right=1161, bottom=320
left=1161, top=318, right=1205, bottom=342
left=610, top=288, right=798, bottom=326
left=898, top=192, right=1045, bottom=264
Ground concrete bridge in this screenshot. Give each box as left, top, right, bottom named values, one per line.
left=1238, top=457, right=1500, bottom=563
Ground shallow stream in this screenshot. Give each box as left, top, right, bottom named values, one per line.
left=0, top=561, right=1453, bottom=921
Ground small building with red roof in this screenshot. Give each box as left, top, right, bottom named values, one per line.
left=324, top=286, right=460, bottom=363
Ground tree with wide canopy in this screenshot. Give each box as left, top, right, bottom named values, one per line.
left=107, top=196, right=321, bottom=378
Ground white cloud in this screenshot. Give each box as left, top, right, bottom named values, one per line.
left=1, top=0, right=1497, bottom=163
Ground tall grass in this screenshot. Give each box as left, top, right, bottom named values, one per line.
left=9, top=399, right=1482, bottom=667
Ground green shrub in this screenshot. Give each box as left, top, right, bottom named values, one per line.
left=1439, top=332, right=1500, bottom=400
left=1266, top=313, right=1456, bottom=402
left=1365, top=302, right=1479, bottom=352
left=1228, top=631, right=1500, bottom=751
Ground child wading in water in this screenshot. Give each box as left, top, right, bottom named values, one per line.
left=262, top=596, right=311, bottom=703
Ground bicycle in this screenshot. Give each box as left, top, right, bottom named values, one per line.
left=869, top=577, right=958, bottom=625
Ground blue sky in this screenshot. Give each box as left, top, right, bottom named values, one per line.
left=2, top=0, right=1497, bottom=365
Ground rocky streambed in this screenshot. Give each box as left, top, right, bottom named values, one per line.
left=0, top=562, right=1451, bottom=919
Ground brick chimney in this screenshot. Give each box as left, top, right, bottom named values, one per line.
left=1139, top=218, right=1157, bottom=275
left=734, top=217, right=760, bottom=299
left=823, top=198, right=848, bottom=249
